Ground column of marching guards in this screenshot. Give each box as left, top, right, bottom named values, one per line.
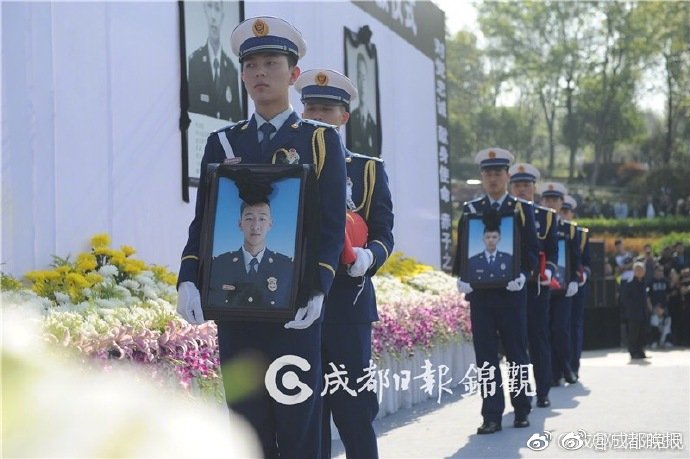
left=454, top=149, right=591, bottom=434
left=177, top=16, right=394, bottom=459
left=175, top=13, right=596, bottom=454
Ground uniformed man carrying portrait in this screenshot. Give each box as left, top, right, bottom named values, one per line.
left=540, top=183, right=581, bottom=387
left=453, top=148, right=539, bottom=435
left=294, top=68, right=394, bottom=459
left=176, top=16, right=347, bottom=458
left=560, top=195, right=591, bottom=380
left=509, top=162, right=559, bottom=408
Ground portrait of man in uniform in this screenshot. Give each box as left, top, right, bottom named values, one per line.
left=207, top=178, right=296, bottom=311
left=186, top=1, right=242, bottom=121
left=462, top=213, right=518, bottom=287
left=345, top=27, right=381, bottom=157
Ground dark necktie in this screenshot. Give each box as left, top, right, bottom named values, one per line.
left=491, top=201, right=500, bottom=211
left=489, top=255, right=495, bottom=265
left=213, top=58, right=221, bottom=95
left=248, top=257, right=258, bottom=277
left=259, top=123, right=276, bottom=155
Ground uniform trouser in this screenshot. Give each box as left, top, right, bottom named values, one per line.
left=550, top=294, right=573, bottom=380
left=570, top=283, right=587, bottom=374
left=627, top=319, right=647, bottom=357
left=321, top=322, right=379, bottom=459
left=216, top=321, right=323, bottom=459
left=526, top=283, right=552, bottom=399
left=468, top=288, right=531, bottom=424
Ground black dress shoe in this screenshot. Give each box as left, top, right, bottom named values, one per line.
left=565, top=371, right=578, bottom=384
left=514, top=417, right=530, bottom=428
left=477, top=421, right=502, bottom=434
left=537, top=397, right=551, bottom=408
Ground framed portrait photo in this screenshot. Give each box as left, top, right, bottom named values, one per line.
left=344, top=26, right=382, bottom=158
left=553, top=238, right=571, bottom=293
left=198, top=164, right=316, bottom=321
left=460, top=213, right=521, bottom=289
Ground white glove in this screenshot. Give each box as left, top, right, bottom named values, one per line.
left=579, top=271, right=588, bottom=286
left=347, top=248, right=374, bottom=277
left=540, top=269, right=553, bottom=286
left=506, top=273, right=526, bottom=292
left=177, top=281, right=205, bottom=325
left=456, top=279, right=473, bottom=295
left=285, top=293, right=324, bottom=329
left=565, top=281, right=579, bottom=297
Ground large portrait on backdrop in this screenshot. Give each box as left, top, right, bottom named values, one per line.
left=198, top=165, right=316, bottom=321
left=459, top=212, right=521, bottom=289
left=344, top=26, right=382, bottom=157
left=179, top=0, right=244, bottom=193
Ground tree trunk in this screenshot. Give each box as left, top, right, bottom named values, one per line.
left=663, top=54, right=673, bottom=164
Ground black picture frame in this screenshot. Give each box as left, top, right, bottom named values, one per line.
left=344, top=26, right=382, bottom=158
left=198, top=164, right=313, bottom=321
left=552, top=238, right=572, bottom=293
left=460, top=213, right=521, bottom=289
left=178, top=0, right=245, bottom=201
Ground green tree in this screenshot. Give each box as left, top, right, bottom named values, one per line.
left=634, top=1, right=690, bottom=164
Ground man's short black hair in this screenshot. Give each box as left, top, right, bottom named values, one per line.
left=240, top=200, right=270, bottom=217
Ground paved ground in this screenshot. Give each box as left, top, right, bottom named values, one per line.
left=333, top=347, right=690, bottom=458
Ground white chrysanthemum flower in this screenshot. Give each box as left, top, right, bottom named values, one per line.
left=142, top=287, right=158, bottom=300
left=94, top=298, right=122, bottom=309
left=120, top=279, right=140, bottom=290
left=135, top=272, right=155, bottom=287
left=98, top=264, right=118, bottom=278
left=54, top=292, right=72, bottom=305
left=113, top=285, right=132, bottom=298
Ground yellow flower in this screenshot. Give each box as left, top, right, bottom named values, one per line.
left=75, top=253, right=98, bottom=272
left=150, top=265, right=177, bottom=285
left=85, top=272, right=103, bottom=286
left=120, top=245, right=136, bottom=257
left=90, top=233, right=111, bottom=249
left=120, top=258, right=145, bottom=276
left=66, top=272, right=89, bottom=289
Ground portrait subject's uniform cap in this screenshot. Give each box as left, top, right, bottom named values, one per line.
left=509, top=163, right=541, bottom=183
left=562, top=195, right=578, bottom=210
left=230, top=16, right=307, bottom=62
left=539, top=182, right=567, bottom=199
left=474, top=147, right=514, bottom=169
left=294, top=69, right=358, bottom=107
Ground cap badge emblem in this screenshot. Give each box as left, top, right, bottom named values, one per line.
left=252, top=19, right=269, bottom=37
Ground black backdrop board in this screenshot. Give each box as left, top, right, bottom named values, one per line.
left=178, top=1, right=245, bottom=202
left=198, top=164, right=317, bottom=321
left=349, top=0, right=452, bottom=271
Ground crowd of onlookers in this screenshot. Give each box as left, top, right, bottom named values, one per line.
left=574, top=191, right=690, bottom=219
left=611, top=239, right=690, bottom=358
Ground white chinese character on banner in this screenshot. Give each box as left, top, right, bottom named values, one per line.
left=393, top=370, right=411, bottom=391
left=413, top=359, right=436, bottom=396
left=356, top=359, right=378, bottom=394
left=504, top=362, right=535, bottom=396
